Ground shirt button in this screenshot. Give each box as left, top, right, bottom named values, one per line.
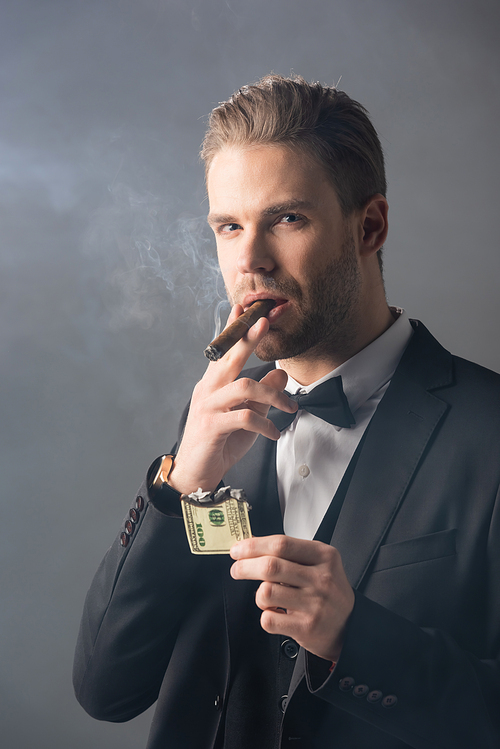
left=298, top=464, right=310, bottom=478
left=280, top=695, right=289, bottom=713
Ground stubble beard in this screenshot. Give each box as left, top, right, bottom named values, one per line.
left=252, top=230, right=362, bottom=363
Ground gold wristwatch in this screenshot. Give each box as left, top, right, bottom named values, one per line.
left=147, top=454, right=176, bottom=490
left=147, top=455, right=182, bottom=516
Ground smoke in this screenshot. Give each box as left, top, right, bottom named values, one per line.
left=84, top=132, right=229, bottom=340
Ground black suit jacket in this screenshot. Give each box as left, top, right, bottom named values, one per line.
left=73, top=321, right=500, bottom=748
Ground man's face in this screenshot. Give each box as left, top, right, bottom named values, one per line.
left=207, top=144, right=363, bottom=362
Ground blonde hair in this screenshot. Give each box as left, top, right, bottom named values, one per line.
left=201, top=74, right=386, bottom=217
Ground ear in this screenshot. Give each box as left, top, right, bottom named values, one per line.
left=359, top=194, right=388, bottom=257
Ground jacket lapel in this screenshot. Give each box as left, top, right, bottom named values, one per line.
left=330, top=320, right=454, bottom=589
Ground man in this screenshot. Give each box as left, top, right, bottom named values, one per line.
left=74, top=75, right=500, bottom=748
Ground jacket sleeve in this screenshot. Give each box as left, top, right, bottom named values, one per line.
left=72, top=471, right=204, bottom=722
left=73, top=403, right=198, bottom=722
left=303, top=483, right=500, bottom=749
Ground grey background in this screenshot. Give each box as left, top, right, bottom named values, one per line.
left=1, top=0, right=498, bottom=747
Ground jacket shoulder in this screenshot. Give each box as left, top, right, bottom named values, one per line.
left=405, top=320, right=500, bottom=434
left=451, top=353, right=500, bottom=389
left=239, top=361, right=276, bottom=381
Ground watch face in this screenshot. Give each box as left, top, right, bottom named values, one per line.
left=147, top=455, right=165, bottom=489
left=147, top=455, right=174, bottom=489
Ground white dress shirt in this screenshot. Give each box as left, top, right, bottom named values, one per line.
left=276, top=308, right=413, bottom=540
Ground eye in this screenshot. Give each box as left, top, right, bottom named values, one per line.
left=278, top=213, right=304, bottom=225
left=218, top=222, right=242, bottom=234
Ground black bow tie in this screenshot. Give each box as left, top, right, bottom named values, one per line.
left=268, top=376, right=355, bottom=431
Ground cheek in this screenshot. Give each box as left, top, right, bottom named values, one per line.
left=217, top=263, right=237, bottom=302
left=286, top=244, right=322, bottom=283
left=216, top=248, right=235, bottom=281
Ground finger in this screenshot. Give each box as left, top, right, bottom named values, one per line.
left=218, top=314, right=270, bottom=365
left=209, top=377, right=298, bottom=415
left=259, top=368, right=289, bottom=392
left=255, top=581, right=303, bottom=612
left=230, top=535, right=332, bottom=566
left=246, top=368, right=297, bottom=418
left=212, top=406, right=282, bottom=442
left=205, top=312, right=271, bottom=388
left=225, top=303, right=243, bottom=326
left=230, top=555, right=311, bottom=588
left=259, top=608, right=298, bottom=638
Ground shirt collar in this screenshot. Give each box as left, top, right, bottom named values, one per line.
left=277, top=307, right=413, bottom=417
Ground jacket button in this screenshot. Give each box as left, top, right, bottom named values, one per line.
left=214, top=695, right=222, bottom=710
left=339, top=676, right=355, bottom=692
left=367, top=690, right=383, bottom=703
left=353, top=684, right=369, bottom=697
left=280, top=695, right=289, bottom=713
left=120, top=532, right=129, bottom=547
left=125, top=520, right=135, bottom=535
left=135, top=495, right=145, bottom=512
left=382, top=694, right=398, bottom=708
left=129, top=508, right=139, bottom=523
left=281, top=639, right=299, bottom=659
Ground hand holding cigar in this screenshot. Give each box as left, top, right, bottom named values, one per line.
left=168, top=299, right=296, bottom=496
left=204, top=299, right=276, bottom=361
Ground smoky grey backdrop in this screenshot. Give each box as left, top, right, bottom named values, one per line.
left=1, top=0, right=499, bottom=746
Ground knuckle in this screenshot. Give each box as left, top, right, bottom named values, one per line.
left=329, top=544, right=341, bottom=562
left=316, top=540, right=335, bottom=559
left=319, top=543, right=339, bottom=570
left=235, top=408, right=253, bottom=427
left=237, top=378, right=254, bottom=396
left=192, top=380, right=203, bottom=395
left=192, top=379, right=208, bottom=401
left=305, top=608, right=321, bottom=632
left=271, top=535, right=288, bottom=557
left=265, top=556, right=280, bottom=578
left=244, top=537, right=255, bottom=555
left=317, top=569, right=334, bottom=592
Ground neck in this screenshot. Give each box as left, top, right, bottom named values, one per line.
left=278, top=303, right=395, bottom=386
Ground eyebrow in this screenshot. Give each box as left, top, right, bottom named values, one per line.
left=207, top=199, right=315, bottom=226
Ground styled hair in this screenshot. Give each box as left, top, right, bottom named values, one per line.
left=201, top=74, right=387, bottom=218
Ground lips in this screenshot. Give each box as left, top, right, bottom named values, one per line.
left=242, top=293, right=288, bottom=310
left=241, top=294, right=290, bottom=323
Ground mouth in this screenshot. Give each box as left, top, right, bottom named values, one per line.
left=242, top=294, right=290, bottom=323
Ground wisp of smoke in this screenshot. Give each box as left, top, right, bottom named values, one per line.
left=85, top=179, right=229, bottom=338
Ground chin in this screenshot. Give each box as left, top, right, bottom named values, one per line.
left=254, top=330, right=314, bottom=362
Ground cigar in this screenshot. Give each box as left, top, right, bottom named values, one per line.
left=204, top=299, right=276, bottom=361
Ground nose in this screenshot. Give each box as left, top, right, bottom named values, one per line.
left=235, top=228, right=275, bottom=275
